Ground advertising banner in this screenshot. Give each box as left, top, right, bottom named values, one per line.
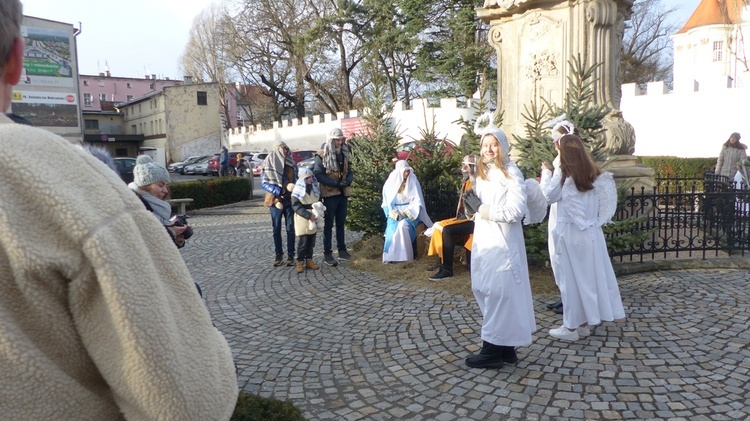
left=20, top=25, right=74, bottom=88
left=11, top=91, right=79, bottom=127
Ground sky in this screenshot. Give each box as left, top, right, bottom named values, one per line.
left=22, top=0, right=702, bottom=81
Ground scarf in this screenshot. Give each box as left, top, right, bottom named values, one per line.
left=129, top=183, right=172, bottom=224
left=322, top=137, right=349, bottom=173
left=261, top=145, right=294, bottom=187
left=292, top=168, right=320, bottom=200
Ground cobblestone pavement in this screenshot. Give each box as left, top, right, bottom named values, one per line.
left=182, top=206, right=750, bottom=420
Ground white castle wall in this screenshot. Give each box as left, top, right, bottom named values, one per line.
left=227, top=98, right=480, bottom=152
left=620, top=81, right=750, bottom=158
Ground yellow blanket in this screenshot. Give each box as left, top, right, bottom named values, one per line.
left=427, top=218, right=473, bottom=263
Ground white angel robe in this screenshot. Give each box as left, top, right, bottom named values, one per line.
left=470, top=163, right=537, bottom=346
left=540, top=167, right=626, bottom=329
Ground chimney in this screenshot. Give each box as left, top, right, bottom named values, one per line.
left=184, top=76, right=193, bottom=85
left=151, top=74, right=156, bottom=80
left=105, top=70, right=110, bottom=77
left=145, top=74, right=150, bottom=79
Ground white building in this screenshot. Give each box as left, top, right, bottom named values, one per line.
left=621, top=0, right=750, bottom=158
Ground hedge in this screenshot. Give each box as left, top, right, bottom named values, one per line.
left=637, top=156, right=716, bottom=178
left=170, top=177, right=252, bottom=210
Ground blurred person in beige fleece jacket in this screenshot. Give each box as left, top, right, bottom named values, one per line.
left=0, top=1, right=238, bottom=419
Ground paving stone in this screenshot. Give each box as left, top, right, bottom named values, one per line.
left=183, top=206, right=750, bottom=420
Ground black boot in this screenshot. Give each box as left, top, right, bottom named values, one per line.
left=546, top=298, right=562, bottom=310
left=465, top=340, right=504, bottom=369
left=500, top=346, right=518, bottom=364
left=273, top=253, right=283, bottom=267
left=553, top=301, right=564, bottom=315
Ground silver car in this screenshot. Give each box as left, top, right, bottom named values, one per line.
left=183, top=157, right=210, bottom=175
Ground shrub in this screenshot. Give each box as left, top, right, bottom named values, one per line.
left=231, top=391, right=306, bottom=421
left=170, top=177, right=251, bottom=210
left=637, top=156, right=716, bottom=178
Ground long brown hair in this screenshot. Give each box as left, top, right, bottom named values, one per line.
left=476, top=134, right=509, bottom=180
left=559, top=134, right=602, bottom=192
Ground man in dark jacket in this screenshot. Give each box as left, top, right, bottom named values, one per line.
left=219, top=146, right=230, bottom=176
left=314, top=128, right=354, bottom=266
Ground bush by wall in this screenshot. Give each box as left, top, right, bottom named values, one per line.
left=231, top=391, right=306, bottom=421
left=170, top=177, right=251, bottom=210
left=637, top=156, right=716, bottom=178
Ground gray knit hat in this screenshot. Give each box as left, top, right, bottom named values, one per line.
left=134, top=155, right=170, bottom=187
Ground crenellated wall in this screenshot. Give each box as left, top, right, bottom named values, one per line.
left=226, top=97, right=482, bottom=152
left=620, top=81, right=750, bottom=158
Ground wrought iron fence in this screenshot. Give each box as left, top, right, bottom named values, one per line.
left=425, top=172, right=750, bottom=262
left=608, top=173, right=750, bottom=261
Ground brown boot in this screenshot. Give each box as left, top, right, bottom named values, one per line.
left=296, top=261, right=304, bottom=273
left=305, top=259, right=319, bottom=270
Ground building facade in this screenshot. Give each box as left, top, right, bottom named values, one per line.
left=80, top=72, right=183, bottom=112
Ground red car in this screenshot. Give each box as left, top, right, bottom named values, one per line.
left=396, top=139, right=457, bottom=161
left=291, top=150, right=317, bottom=164
left=208, top=151, right=254, bottom=176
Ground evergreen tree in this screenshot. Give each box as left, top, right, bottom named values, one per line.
left=347, top=93, right=399, bottom=237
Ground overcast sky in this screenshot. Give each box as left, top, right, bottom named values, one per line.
left=22, top=0, right=703, bottom=81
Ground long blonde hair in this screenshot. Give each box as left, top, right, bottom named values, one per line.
left=476, top=134, right=509, bottom=180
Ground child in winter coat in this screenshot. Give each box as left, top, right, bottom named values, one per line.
left=291, top=167, right=322, bottom=273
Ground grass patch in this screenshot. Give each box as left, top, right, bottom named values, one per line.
left=231, top=391, right=306, bottom=421
left=350, top=235, right=558, bottom=298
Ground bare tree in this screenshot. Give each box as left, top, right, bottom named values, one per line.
left=180, top=4, right=237, bottom=128
left=622, top=0, right=678, bottom=87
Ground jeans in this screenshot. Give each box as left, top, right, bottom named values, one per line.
left=270, top=204, right=295, bottom=256
left=297, top=234, right=316, bottom=261
left=322, top=195, right=348, bottom=254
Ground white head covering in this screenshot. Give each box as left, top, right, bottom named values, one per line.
left=545, top=113, right=576, bottom=141
left=381, top=160, right=433, bottom=228
left=474, top=112, right=509, bottom=153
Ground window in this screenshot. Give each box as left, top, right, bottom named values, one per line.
left=83, top=80, right=89, bottom=86
left=99, top=93, right=107, bottom=102
left=127, top=95, right=134, bottom=101
left=126, top=83, right=132, bottom=88
left=84, top=119, right=99, bottom=130
left=131, top=124, right=137, bottom=133
left=197, top=91, right=207, bottom=105
left=713, top=41, right=724, bottom=62
left=83, top=93, right=92, bottom=107
left=98, top=80, right=105, bottom=87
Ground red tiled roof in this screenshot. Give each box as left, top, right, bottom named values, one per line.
left=676, top=0, right=746, bottom=34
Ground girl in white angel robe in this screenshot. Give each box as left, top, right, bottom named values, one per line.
left=381, top=160, right=433, bottom=262
left=465, top=128, right=537, bottom=369
left=540, top=134, right=626, bottom=342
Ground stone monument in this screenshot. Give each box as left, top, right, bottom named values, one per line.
left=477, top=0, right=655, bottom=191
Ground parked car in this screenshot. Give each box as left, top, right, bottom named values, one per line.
left=183, top=156, right=211, bottom=175
left=396, top=139, right=457, bottom=161
left=113, top=157, right=136, bottom=183
left=169, top=155, right=209, bottom=174
left=208, top=151, right=254, bottom=176
left=291, top=150, right=317, bottom=164
left=297, top=156, right=316, bottom=171
left=251, top=153, right=267, bottom=176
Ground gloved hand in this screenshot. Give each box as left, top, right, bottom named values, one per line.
left=462, top=189, right=481, bottom=215
left=478, top=204, right=490, bottom=220
left=340, top=180, right=350, bottom=187
left=337, top=181, right=346, bottom=188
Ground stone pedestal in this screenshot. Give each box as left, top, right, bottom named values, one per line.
left=601, top=155, right=655, bottom=193
left=477, top=0, right=655, bottom=192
